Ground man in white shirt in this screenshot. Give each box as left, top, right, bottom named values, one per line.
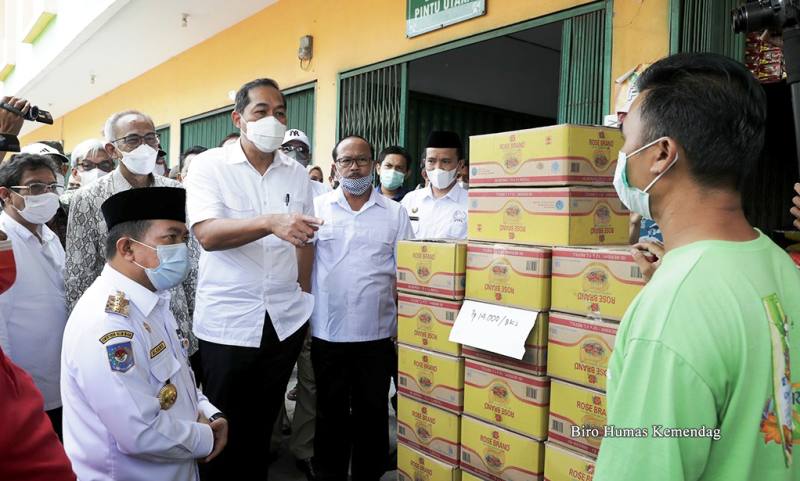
left=0, top=153, right=67, bottom=439
left=401, top=131, right=468, bottom=239
left=61, top=187, right=227, bottom=481
left=184, top=77, right=323, bottom=480
left=311, top=135, right=413, bottom=481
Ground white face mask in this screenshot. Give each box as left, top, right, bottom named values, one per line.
left=79, top=168, right=109, bottom=186
left=428, top=167, right=458, bottom=190
left=244, top=116, right=287, bottom=153
left=10, top=191, right=60, bottom=225
left=119, top=144, right=157, bottom=176
left=612, top=137, right=678, bottom=220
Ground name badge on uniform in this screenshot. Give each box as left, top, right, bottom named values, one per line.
left=106, top=342, right=135, bottom=372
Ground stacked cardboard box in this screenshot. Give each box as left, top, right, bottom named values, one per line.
left=396, top=240, right=467, bottom=478
left=457, top=125, right=644, bottom=480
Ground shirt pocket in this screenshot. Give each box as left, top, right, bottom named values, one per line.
left=222, top=191, right=254, bottom=219
left=148, top=348, right=181, bottom=386
left=368, top=227, right=395, bottom=264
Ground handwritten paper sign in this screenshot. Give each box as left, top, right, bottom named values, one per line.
left=449, top=300, right=539, bottom=359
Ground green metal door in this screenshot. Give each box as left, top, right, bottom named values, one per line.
left=338, top=63, right=406, bottom=156
left=670, top=0, right=745, bottom=61
left=557, top=8, right=610, bottom=125
left=285, top=83, right=316, bottom=145
left=155, top=125, right=171, bottom=166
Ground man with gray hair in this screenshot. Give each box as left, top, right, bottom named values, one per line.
left=60, top=138, right=115, bottom=212
left=65, top=110, right=201, bottom=370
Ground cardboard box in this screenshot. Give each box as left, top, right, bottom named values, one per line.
left=467, top=188, right=628, bottom=246
left=461, top=312, right=548, bottom=377
left=460, top=472, right=483, bottom=481
left=551, top=247, right=645, bottom=321
left=543, top=442, right=597, bottom=481
left=547, top=312, right=618, bottom=391
left=460, top=415, right=544, bottom=481
left=463, top=359, right=550, bottom=439
left=465, top=243, right=551, bottom=311
left=398, top=443, right=461, bottom=481
left=398, top=240, right=467, bottom=300
left=397, top=395, right=461, bottom=465
left=398, top=293, right=463, bottom=356
left=548, top=380, right=607, bottom=458
left=398, top=344, right=465, bottom=413
left=469, top=125, right=623, bottom=187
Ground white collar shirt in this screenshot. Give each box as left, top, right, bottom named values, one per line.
left=0, top=212, right=66, bottom=410
left=400, top=182, right=468, bottom=240
left=61, top=265, right=217, bottom=481
left=311, top=188, right=413, bottom=342
left=185, top=140, right=315, bottom=346
left=309, top=177, right=332, bottom=199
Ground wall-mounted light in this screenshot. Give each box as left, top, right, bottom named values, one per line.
left=181, top=13, right=189, bottom=28
left=298, top=35, right=313, bottom=63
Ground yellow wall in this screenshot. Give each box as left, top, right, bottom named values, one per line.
left=22, top=0, right=669, bottom=171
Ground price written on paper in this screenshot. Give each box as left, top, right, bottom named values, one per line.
left=449, top=300, right=538, bottom=359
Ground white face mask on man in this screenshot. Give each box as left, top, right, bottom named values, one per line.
left=118, top=144, right=158, bottom=176
left=427, top=167, right=458, bottom=190
left=244, top=116, right=287, bottom=153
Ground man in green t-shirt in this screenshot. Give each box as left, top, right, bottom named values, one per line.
left=594, top=53, right=800, bottom=480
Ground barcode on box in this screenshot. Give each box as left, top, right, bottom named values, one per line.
left=398, top=272, right=407, bottom=281
left=571, top=162, right=581, bottom=173
left=525, top=387, right=538, bottom=400
left=551, top=420, right=565, bottom=433
left=525, top=260, right=538, bottom=272
left=630, top=265, right=642, bottom=279
left=399, top=377, right=407, bottom=386
left=462, top=451, right=471, bottom=463
left=446, top=311, right=455, bottom=321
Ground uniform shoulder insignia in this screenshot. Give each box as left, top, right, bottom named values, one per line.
left=99, top=330, right=134, bottom=344
left=105, top=291, right=130, bottom=317
left=106, top=341, right=135, bottom=372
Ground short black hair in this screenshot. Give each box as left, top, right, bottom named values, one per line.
left=180, top=145, right=207, bottom=163
left=331, top=135, right=375, bottom=162
left=105, top=220, right=152, bottom=259
left=234, top=78, right=286, bottom=114
left=636, top=52, right=767, bottom=190
left=0, top=153, right=59, bottom=189
left=218, top=132, right=240, bottom=148
left=378, top=146, right=412, bottom=171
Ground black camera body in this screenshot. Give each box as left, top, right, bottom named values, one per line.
left=732, top=0, right=800, bottom=34
left=0, top=102, right=54, bottom=125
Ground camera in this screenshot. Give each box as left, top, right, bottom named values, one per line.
left=0, top=102, right=54, bottom=125
left=732, top=0, right=799, bottom=34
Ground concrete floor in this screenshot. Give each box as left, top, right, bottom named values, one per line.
left=268, top=365, right=398, bottom=481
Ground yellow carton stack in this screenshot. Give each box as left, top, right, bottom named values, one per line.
left=396, top=240, right=468, bottom=477
left=462, top=125, right=632, bottom=480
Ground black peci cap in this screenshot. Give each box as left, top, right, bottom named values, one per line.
left=101, top=187, right=186, bottom=230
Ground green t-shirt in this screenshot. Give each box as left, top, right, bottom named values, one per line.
left=595, top=232, right=800, bottom=480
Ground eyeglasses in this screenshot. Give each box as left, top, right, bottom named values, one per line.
left=11, top=182, right=64, bottom=196
left=335, top=157, right=372, bottom=168
left=281, top=145, right=310, bottom=155
left=111, top=133, right=160, bottom=150
left=79, top=160, right=115, bottom=172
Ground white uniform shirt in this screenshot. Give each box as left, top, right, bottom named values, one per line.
left=0, top=212, right=66, bottom=410
left=309, top=178, right=332, bottom=199
left=185, top=140, right=315, bottom=346
left=311, top=188, right=413, bottom=342
left=61, top=265, right=217, bottom=481
left=400, top=182, right=468, bottom=240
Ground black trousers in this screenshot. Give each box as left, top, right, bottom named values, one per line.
left=312, top=337, right=394, bottom=481
left=199, top=315, right=307, bottom=481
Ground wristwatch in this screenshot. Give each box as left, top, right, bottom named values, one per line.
left=208, top=412, right=226, bottom=422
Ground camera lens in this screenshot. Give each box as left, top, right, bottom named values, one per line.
left=25, top=105, right=39, bottom=121
left=732, top=1, right=780, bottom=34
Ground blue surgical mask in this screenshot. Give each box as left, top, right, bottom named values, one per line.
left=130, top=239, right=190, bottom=291
left=340, top=171, right=374, bottom=196
left=613, top=137, right=678, bottom=220
left=380, top=169, right=405, bottom=190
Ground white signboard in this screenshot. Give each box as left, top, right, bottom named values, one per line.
left=449, top=299, right=538, bottom=359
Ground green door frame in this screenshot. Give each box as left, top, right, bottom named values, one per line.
left=336, top=0, right=613, bottom=144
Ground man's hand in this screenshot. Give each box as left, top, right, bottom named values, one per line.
left=791, top=183, right=800, bottom=230
left=202, top=417, right=228, bottom=463
left=630, top=241, right=665, bottom=283
left=267, top=213, right=323, bottom=247
left=0, top=96, right=29, bottom=136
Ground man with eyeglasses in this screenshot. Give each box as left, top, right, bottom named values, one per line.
left=184, top=78, right=322, bottom=480
left=0, top=153, right=68, bottom=439
left=400, top=131, right=468, bottom=240
left=282, top=129, right=329, bottom=202
left=65, top=110, right=200, bottom=380
left=311, top=135, right=412, bottom=481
